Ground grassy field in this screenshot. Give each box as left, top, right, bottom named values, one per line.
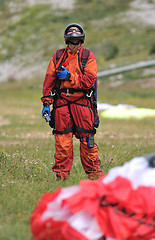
left=0, top=66, right=155, bottom=239
left=0, top=0, right=155, bottom=238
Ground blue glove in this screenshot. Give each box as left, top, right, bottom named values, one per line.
left=57, top=66, right=71, bottom=80
left=42, top=104, right=50, bottom=117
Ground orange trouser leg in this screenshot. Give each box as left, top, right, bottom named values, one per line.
left=52, top=132, right=73, bottom=179
left=80, top=141, right=104, bottom=179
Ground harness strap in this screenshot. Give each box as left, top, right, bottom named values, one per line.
left=78, top=48, right=90, bottom=74
left=58, top=88, right=87, bottom=94
left=55, top=48, right=68, bottom=70
left=75, top=126, right=94, bottom=133
left=55, top=46, right=79, bottom=70
left=53, top=127, right=73, bottom=135
left=53, top=94, right=86, bottom=110
left=41, top=95, right=51, bottom=99
left=52, top=88, right=93, bottom=111
left=62, top=49, right=78, bottom=68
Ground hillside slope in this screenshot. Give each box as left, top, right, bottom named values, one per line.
left=0, top=0, right=155, bottom=82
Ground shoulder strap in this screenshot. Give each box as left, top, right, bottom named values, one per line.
left=55, top=48, right=90, bottom=73
left=56, top=49, right=66, bottom=63
left=78, top=48, right=90, bottom=74
left=79, top=49, right=98, bottom=102
left=78, top=48, right=97, bottom=94
left=54, top=48, right=68, bottom=69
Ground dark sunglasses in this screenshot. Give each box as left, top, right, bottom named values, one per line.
left=67, top=28, right=81, bottom=33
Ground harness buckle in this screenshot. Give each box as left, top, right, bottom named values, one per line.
left=66, top=89, right=70, bottom=97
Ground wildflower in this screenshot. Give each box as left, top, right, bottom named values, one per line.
left=8, top=181, right=14, bottom=184
left=74, top=163, right=77, bottom=167
left=11, top=161, right=13, bottom=164
left=17, top=213, right=22, bottom=218
left=28, top=169, right=30, bottom=172
left=0, top=162, right=2, bottom=165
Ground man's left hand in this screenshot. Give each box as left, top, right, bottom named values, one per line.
left=57, top=66, right=71, bottom=80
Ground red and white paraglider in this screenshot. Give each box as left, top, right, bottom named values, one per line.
left=31, top=153, right=155, bottom=240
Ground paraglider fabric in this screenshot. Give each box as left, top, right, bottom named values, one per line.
left=101, top=107, right=155, bottom=119
left=31, top=153, right=155, bottom=240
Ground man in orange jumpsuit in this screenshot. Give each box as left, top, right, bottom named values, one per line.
left=41, top=23, right=104, bottom=180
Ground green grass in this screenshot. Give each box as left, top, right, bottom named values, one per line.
left=0, top=1, right=155, bottom=238
left=0, top=71, right=155, bottom=239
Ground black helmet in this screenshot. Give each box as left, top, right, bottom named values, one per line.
left=64, top=23, right=85, bottom=44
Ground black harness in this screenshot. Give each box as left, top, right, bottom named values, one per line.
left=49, top=48, right=99, bottom=134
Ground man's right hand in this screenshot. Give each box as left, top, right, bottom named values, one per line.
left=42, top=104, right=51, bottom=117
left=57, top=66, right=71, bottom=81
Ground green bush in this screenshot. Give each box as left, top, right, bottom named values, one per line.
left=149, top=43, right=155, bottom=55
left=102, top=42, right=119, bottom=60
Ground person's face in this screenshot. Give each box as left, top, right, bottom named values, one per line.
left=67, top=27, right=81, bottom=35
left=67, top=27, right=81, bottom=44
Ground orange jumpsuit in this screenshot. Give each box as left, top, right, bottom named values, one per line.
left=41, top=45, right=104, bottom=179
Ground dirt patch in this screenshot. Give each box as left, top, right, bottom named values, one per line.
left=122, top=0, right=155, bottom=25
left=143, top=68, right=155, bottom=76
left=96, top=131, right=154, bottom=139
left=123, top=77, right=155, bottom=89
left=108, top=80, right=124, bottom=88
left=0, top=116, right=10, bottom=126
left=0, top=140, right=26, bottom=145
left=8, top=0, right=75, bottom=12
left=20, top=132, right=52, bottom=139
left=140, top=77, right=155, bottom=88
left=103, top=75, right=155, bottom=89
left=26, top=0, right=76, bottom=9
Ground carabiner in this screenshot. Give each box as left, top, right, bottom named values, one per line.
left=50, top=89, right=56, bottom=97
left=86, top=90, right=93, bottom=98
left=66, top=89, right=70, bottom=97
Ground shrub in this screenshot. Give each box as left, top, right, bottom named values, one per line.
left=149, top=43, right=155, bottom=55
left=102, top=42, right=119, bottom=60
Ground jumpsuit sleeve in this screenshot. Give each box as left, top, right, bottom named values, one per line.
left=78, top=51, right=97, bottom=90
left=41, top=53, right=57, bottom=105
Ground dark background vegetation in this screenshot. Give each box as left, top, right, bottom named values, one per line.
left=0, top=0, right=155, bottom=73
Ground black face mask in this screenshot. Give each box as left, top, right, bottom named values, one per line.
left=69, top=40, right=81, bottom=45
